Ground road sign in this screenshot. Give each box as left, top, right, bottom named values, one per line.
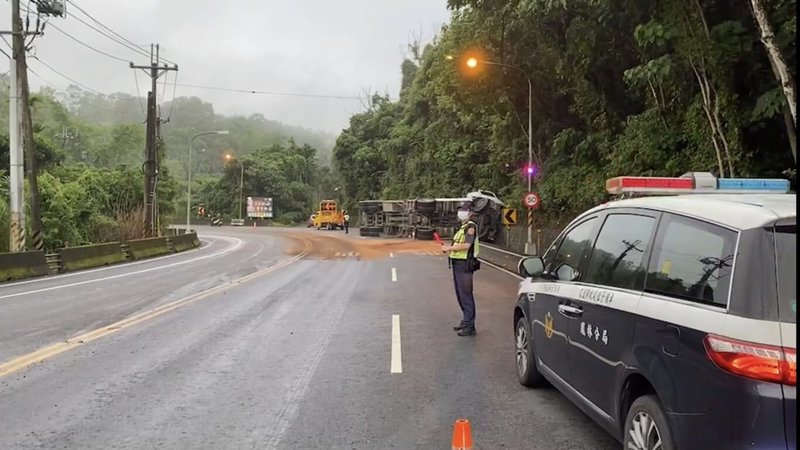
left=246, top=197, right=274, bottom=218
left=502, top=208, right=518, bottom=226
left=523, top=192, right=541, bottom=209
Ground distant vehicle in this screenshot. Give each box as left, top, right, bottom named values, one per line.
left=211, top=216, right=223, bottom=227
left=513, top=172, right=796, bottom=450
left=313, top=200, right=344, bottom=230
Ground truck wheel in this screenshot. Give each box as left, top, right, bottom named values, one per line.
left=472, top=197, right=489, bottom=213
left=415, top=227, right=434, bottom=240
left=360, top=202, right=382, bottom=213
left=415, top=199, right=436, bottom=214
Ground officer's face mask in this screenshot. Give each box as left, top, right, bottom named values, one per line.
left=457, top=210, right=470, bottom=222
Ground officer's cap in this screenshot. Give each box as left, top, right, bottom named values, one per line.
left=457, top=200, right=473, bottom=211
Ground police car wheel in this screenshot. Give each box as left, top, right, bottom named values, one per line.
left=623, top=395, right=674, bottom=450
left=515, top=316, right=544, bottom=387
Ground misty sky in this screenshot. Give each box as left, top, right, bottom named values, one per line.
left=1, top=0, right=451, bottom=133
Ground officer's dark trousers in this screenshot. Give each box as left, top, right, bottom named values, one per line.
left=451, top=259, right=476, bottom=327
left=344, top=222, right=349, bottom=234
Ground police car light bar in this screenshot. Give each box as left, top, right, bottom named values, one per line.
left=606, top=173, right=791, bottom=195
left=605, top=176, right=694, bottom=194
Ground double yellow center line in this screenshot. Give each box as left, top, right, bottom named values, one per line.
left=0, top=239, right=311, bottom=378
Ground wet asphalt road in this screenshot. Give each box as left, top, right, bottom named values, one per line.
left=0, top=226, right=618, bottom=449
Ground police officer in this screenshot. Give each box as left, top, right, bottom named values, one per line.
left=343, top=210, right=350, bottom=234
left=441, top=201, right=480, bottom=336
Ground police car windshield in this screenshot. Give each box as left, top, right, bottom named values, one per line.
left=775, top=224, right=796, bottom=324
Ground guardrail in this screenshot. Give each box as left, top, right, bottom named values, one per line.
left=0, top=232, right=202, bottom=281
left=0, top=251, right=50, bottom=282
left=479, top=243, right=525, bottom=277
left=125, top=237, right=172, bottom=260
left=169, top=233, right=201, bottom=252
left=57, top=242, right=128, bottom=272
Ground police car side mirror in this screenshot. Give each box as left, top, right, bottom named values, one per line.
left=555, top=263, right=580, bottom=282
left=518, top=257, right=545, bottom=278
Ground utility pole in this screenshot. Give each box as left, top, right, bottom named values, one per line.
left=6, top=1, right=25, bottom=251
left=130, top=44, right=177, bottom=237
left=19, top=36, right=44, bottom=251
left=6, top=0, right=50, bottom=251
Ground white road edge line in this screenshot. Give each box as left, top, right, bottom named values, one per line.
left=391, top=314, right=402, bottom=374
left=391, top=267, right=397, bottom=282
left=238, top=241, right=266, bottom=264
left=479, top=258, right=524, bottom=280
left=0, top=237, right=245, bottom=301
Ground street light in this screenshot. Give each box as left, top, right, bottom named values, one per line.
left=187, top=130, right=229, bottom=231
left=333, top=186, right=342, bottom=205
left=463, top=57, right=535, bottom=252
left=225, top=153, right=245, bottom=220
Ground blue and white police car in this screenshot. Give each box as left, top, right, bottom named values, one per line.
left=513, top=172, right=795, bottom=450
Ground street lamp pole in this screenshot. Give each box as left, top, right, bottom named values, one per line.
left=469, top=59, right=534, bottom=252
left=187, top=130, right=229, bottom=231
left=237, top=161, right=244, bottom=220
left=225, top=154, right=245, bottom=220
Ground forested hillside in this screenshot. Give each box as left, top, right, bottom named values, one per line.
left=333, top=0, right=796, bottom=224
left=0, top=75, right=337, bottom=251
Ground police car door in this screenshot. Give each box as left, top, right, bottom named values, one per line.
left=567, top=210, right=659, bottom=420
left=532, top=216, right=600, bottom=384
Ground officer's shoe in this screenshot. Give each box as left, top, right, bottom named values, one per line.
left=457, top=326, right=476, bottom=337
left=453, top=322, right=467, bottom=331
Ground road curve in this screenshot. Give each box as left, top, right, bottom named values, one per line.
left=0, top=226, right=616, bottom=449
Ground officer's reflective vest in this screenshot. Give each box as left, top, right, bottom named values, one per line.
left=449, top=220, right=480, bottom=260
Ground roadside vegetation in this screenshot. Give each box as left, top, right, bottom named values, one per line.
left=333, top=0, right=796, bottom=226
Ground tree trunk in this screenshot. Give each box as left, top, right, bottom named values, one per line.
left=750, top=0, right=796, bottom=127
left=710, top=84, right=735, bottom=177
left=763, top=29, right=798, bottom=163
left=783, top=105, right=797, bottom=162
left=691, top=62, right=727, bottom=177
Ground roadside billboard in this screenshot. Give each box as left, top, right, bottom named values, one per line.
left=246, top=197, right=273, bottom=218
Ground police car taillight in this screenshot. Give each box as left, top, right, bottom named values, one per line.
left=704, top=335, right=796, bottom=386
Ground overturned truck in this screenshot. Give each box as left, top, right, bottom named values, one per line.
left=358, top=190, right=504, bottom=243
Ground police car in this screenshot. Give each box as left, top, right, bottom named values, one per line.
left=513, top=172, right=795, bottom=450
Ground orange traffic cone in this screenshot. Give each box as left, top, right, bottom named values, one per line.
left=452, top=418, right=473, bottom=450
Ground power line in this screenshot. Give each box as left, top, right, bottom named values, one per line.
left=46, top=21, right=133, bottom=63
left=66, top=11, right=150, bottom=59
left=166, top=69, right=179, bottom=122
left=160, top=69, right=169, bottom=104
left=132, top=69, right=146, bottom=118
left=29, top=55, right=102, bottom=94
left=27, top=66, right=59, bottom=89
left=66, top=0, right=177, bottom=65
left=175, top=82, right=361, bottom=100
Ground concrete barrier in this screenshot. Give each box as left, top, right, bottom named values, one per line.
left=57, top=242, right=126, bottom=272
left=126, top=237, right=171, bottom=260
left=479, top=244, right=525, bottom=276
left=0, top=251, right=50, bottom=281
left=168, top=232, right=200, bottom=253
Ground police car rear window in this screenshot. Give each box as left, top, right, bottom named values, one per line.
left=645, top=214, right=736, bottom=307
left=775, top=224, right=796, bottom=323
